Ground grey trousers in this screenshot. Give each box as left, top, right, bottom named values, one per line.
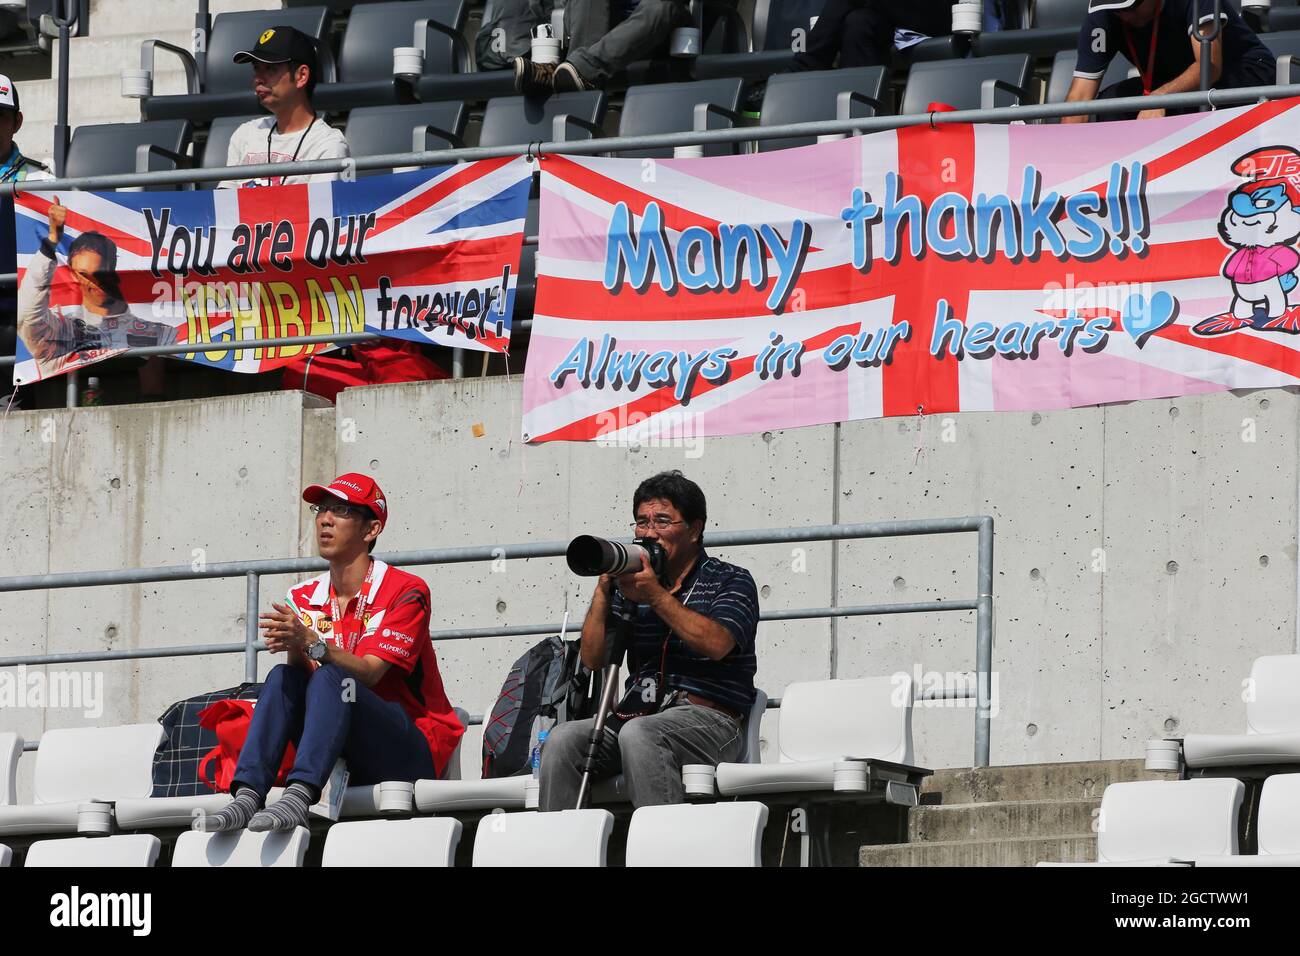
left=539, top=700, right=743, bottom=809
left=564, top=0, right=693, bottom=86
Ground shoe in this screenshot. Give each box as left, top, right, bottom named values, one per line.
left=554, top=62, right=592, bottom=93
left=1252, top=306, right=1300, bottom=334
left=513, top=57, right=557, bottom=95
left=1191, top=313, right=1253, bottom=336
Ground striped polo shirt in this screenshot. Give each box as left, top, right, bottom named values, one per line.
left=613, top=550, right=760, bottom=714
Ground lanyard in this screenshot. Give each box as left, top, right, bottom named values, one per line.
left=326, top=559, right=375, bottom=655
left=1122, top=0, right=1164, bottom=96
left=261, top=117, right=315, bottom=187
left=0, top=148, right=23, bottom=184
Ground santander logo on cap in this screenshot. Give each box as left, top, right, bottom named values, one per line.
left=303, top=472, right=388, bottom=529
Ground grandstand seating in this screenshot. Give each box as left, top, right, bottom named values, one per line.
left=140, top=6, right=336, bottom=123
left=198, top=114, right=263, bottom=182
left=313, top=0, right=469, bottom=112
left=1183, top=654, right=1300, bottom=769
left=1045, top=52, right=1137, bottom=107
left=344, top=102, right=469, bottom=163
left=756, top=66, right=886, bottom=151
left=693, top=0, right=821, bottom=80
left=716, top=677, right=919, bottom=798
left=342, top=706, right=469, bottom=817
left=1195, top=773, right=1300, bottom=866
left=1038, top=778, right=1244, bottom=866
left=321, top=816, right=462, bottom=866
left=65, top=120, right=192, bottom=185
left=625, top=801, right=768, bottom=866
left=0, top=732, right=20, bottom=806
left=173, top=826, right=310, bottom=867
left=615, top=77, right=745, bottom=158
left=478, top=91, right=607, bottom=148
left=470, top=808, right=613, bottom=866
left=1261, top=30, right=1300, bottom=83
left=1272, top=0, right=1300, bottom=33
left=0, top=723, right=162, bottom=838
left=975, top=0, right=1089, bottom=58
left=900, top=54, right=1034, bottom=114
left=25, top=834, right=161, bottom=867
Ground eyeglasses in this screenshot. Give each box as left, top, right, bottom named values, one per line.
left=631, top=517, right=686, bottom=531
left=310, top=503, right=370, bottom=520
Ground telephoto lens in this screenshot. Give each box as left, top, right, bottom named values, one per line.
left=566, top=535, right=666, bottom=577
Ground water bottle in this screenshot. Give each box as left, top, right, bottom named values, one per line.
left=531, top=726, right=550, bottom=779
left=82, top=376, right=104, bottom=407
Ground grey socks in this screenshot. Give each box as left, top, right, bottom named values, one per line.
left=248, top=782, right=317, bottom=833
left=194, top=786, right=262, bottom=832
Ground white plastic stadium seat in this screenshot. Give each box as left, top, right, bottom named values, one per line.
left=1196, top=773, right=1300, bottom=866
left=0, top=732, right=21, bottom=805
left=1038, top=778, right=1243, bottom=866
left=322, top=817, right=462, bottom=866
left=716, top=678, right=914, bottom=796
left=172, top=827, right=310, bottom=867
left=0, top=724, right=164, bottom=838
left=472, top=809, right=613, bottom=866
left=1183, top=655, right=1300, bottom=768
left=0, top=844, right=10, bottom=867
left=115, top=793, right=232, bottom=830
left=626, top=802, right=768, bottom=867
left=25, top=834, right=161, bottom=867
left=414, top=704, right=532, bottom=813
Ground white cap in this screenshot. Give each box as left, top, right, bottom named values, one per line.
left=0, top=74, right=19, bottom=112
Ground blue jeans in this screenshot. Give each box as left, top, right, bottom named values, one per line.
left=232, top=663, right=436, bottom=796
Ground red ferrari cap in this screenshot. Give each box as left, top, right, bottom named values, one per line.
left=303, top=473, right=387, bottom=531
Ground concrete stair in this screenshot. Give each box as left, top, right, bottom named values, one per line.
left=9, top=0, right=278, bottom=166
left=859, top=759, right=1172, bottom=867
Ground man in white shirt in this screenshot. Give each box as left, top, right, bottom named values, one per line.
left=217, top=25, right=349, bottom=188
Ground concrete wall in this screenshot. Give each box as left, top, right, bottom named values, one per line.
left=1, top=379, right=1296, bottom=799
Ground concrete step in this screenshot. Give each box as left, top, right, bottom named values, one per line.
left=908, top=798, right=1100, bottom=843
left=860, top=834, right=1096, bottom=867
left=53, top=30, right=195, bottom=82
left=924, top=759, right=1171, bottom=804
left=86, top=0, right=279, bottom=39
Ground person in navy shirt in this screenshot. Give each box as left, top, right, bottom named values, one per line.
left=540, top=470, right=760, bottom=810
left=1063, top=0, right=1274, bottom=122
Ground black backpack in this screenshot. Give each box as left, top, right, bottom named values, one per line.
left=481, top=635, right=599, bottom=778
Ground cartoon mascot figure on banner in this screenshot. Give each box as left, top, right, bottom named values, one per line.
left=1195, top=146, right=1300, bottom=336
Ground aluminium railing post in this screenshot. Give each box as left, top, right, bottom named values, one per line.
left=975, top=516, right=994, bottom=768
left=245, top=571, right=259, bottom=682
left=195, top=0, right=211, bottom=88
left=51, top=0, right=78, bottom=409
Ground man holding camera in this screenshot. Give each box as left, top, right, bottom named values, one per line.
left=540, top=470, right=759, bottom=810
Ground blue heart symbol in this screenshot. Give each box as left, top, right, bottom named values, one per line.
left=1121, top=291, right=1178, bottom=348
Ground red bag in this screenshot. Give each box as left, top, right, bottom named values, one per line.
left=196, top=699, right=296, bottom=794
left=281, top=341, right=449, bottom=403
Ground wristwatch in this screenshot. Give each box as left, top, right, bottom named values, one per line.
left=305, top=637, right=329, bottom=663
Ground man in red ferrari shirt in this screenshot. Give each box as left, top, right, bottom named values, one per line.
left=194, top=472, right=463, bottom=833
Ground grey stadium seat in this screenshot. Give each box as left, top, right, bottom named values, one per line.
left=1183, top=654, right=1300, bottom=769
left=478, top=91, right=607, bottom=148
left=1272, top=0, right=1300, bottom=32
left=976, top=0, right=1091, bottom=58
left=322, top=817, right=462, bottom=866
left=1196, top=773, right=1300, bottom=866
left=344, top=102, right=469, bottom=173
left=695, top=0, right=823, bottom=79
left=199, top=114, right=262, bottom=188
left=0, top=732, right=20, bottom=806
left=314, top=1, right=469, bottom=112
left=1261, top=31, right=1300, bottom=83
left=615, top=77, right=744, bottom=157
left=756, top=66, right=887, bottom=151
left=900, top=54, right=1033, bottom=114
left=141, top=7, right=335, bottom=123
left=173, top=827, right=310, bottom=867
left=66, top=120, right=192, bottom=187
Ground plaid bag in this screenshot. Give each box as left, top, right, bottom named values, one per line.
left=150, top=683, right=263, bottom=797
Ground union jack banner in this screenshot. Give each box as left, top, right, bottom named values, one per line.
left=11, top=157, right=531, bottom=385
left=522, top=99, right=1300, bottom=443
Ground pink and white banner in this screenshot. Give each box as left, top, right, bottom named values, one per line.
left=523, top=98, right=1300, bottom=443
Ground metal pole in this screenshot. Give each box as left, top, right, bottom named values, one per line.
left=52, top=0, right=76, bottom=409
left=1199, top=0, right=1223, bottom=109
left=195, top=0, right=211, bottom=88
left=974, top=516, right=995, bottom=768
left=245, top=571, right=259, bottom=682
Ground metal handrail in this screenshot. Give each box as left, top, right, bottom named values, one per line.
left=0, top=517, right=997, bottom=766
